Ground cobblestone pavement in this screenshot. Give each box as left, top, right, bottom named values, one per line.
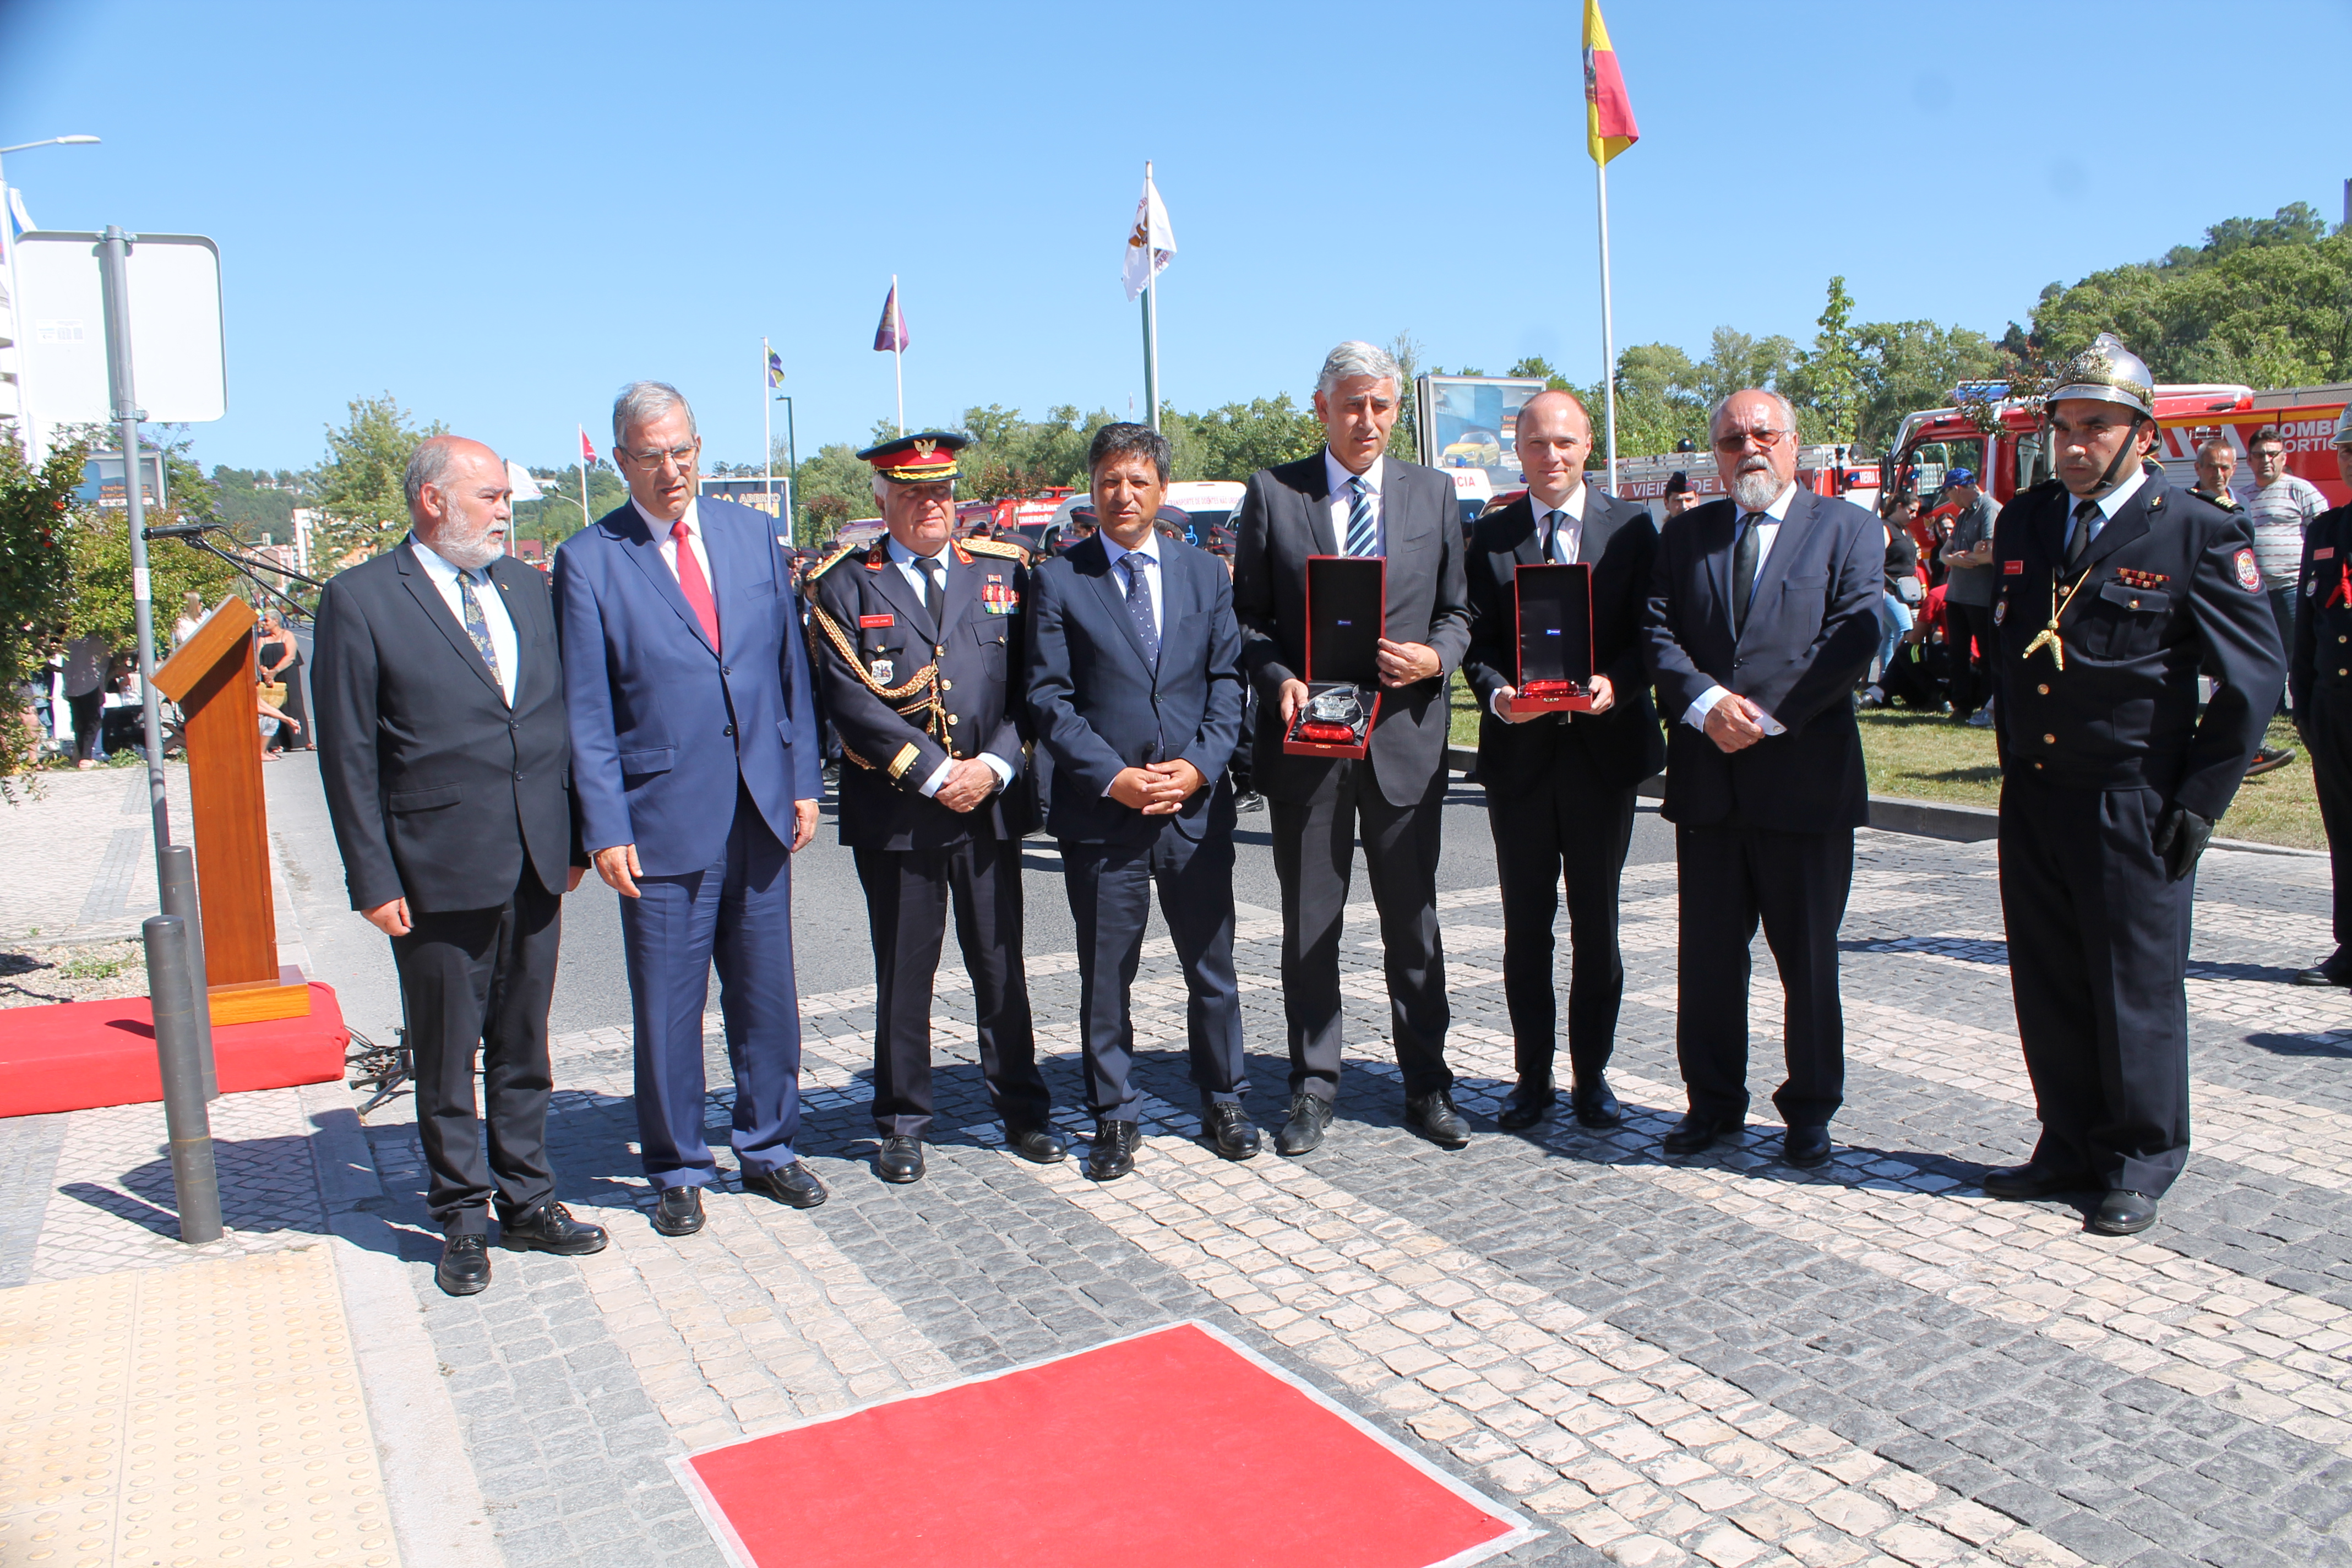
left=7, top=813, right=2351, bottom=1567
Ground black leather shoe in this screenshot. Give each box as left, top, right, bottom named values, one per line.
left=2293, top=951, right=2351, bottom=987
left=499, top=1200, right=608, bottom=1256
left=875, top=1136, right=926, bottom=1184
left=2089, top=1189, right=2159, bottom=1235
left=1981, top=1161, right=2092, bottom=1201
left=1662, top=1113, right=1739, bottom=1156
left=436, top=1232, right=491, bottom=1296
left=651, top=1185, right=705, bottom=1236
left=1570, top=1076, right=1624, bottom=1129
left=748, top=1161, right=829, bottom=1208
left=1404, top=1090, right=1471, bottom=1150
left=1497, top=1079, right=1555, bottom=1133
left=1004, top=1124, right=1068, bottom=1164
left=1202, top=1103, right=1261, bottom=1160
left=1087, top=1120, right=1140, bottom=1181
left=1276, top=1092, right=1333, bottom=1156
left=1781, top=1126, right=1834, bottom=1168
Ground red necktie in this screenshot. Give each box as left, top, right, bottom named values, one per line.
left=671, top=518, right=721, bottom=651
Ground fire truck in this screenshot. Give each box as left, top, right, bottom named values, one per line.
left=1610, top=445, right=1881, bottom=518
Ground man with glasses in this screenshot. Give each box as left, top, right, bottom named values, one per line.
left=1641, top=389, right=1882, bottom=1169
left=554, top=382, right=828, bottom=1238
left=803, top=432, right=1064, bottom=1184
left=2246, top=426, right=2321, bottom=770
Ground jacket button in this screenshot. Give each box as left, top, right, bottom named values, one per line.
left=947, top=714, right=960, bottom=726
left=723, top=724, right=735, bottom=736
left=2033, top=760, right=2044, bottom=770
left=2338, top=635, right=2346, bottom=644
left=941, top=679, right=954, bottom=691
left=2037, top=684, right=2050, bottom=695
left=723, top=666, right=732, bottom=676
left=2043, top=733, right=2056, bottom=745
left=936, top=645, right=946, bottom=657
left=514, top=771, right=525, bottom=780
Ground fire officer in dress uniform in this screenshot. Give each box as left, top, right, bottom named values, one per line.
left=804, top=432, right=1067, bottom=1183
left=1984, top=334, right=2284, bottom=1236
left=2287, top=409, right=2352, bottom=986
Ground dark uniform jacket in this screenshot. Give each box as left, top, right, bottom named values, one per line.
left=1990, top=466, right=2282, bottom=820
left=2290, top=503, right=2352, bottom=733
left=1461, top=491, right=1665, bottom=794
left=806, top=533, right=1034, bottom=850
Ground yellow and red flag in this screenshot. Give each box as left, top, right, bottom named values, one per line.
left=1583, top=0, right=1640, bottom=165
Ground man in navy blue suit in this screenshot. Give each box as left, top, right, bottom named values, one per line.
left=1641, top=389, right=1882, bottom=1169
left=554, top=382, right=827, bottom=1237
left=1027, top=423, right=1256, bottom=1180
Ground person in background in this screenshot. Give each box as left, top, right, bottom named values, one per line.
left=256, top=676, right=298, bottom=761
left=256, top=611, right=312, bottom=753
left=171, top=591, right=206, bottom=650
left=2246, top=426, right=2319, bottom=773
left=1861, top=492, right=1922, bottom=709
left=2289, top=410, right=2352, bottom=986
left=1662, top=471, right=1696, bottom=519
left=1937, top=469, right=2000, bottom=728
left=61, top=632, right=111, bottom=769
left=2190, top=437, right=2240, bottom=509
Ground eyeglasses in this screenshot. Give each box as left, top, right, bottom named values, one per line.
left=624, top=443, right=698, bottom=471
left=1712, top=428, right=1789, bottom=454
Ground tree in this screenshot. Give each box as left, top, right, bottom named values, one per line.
left=1386, top=331, right=1424, bottom=461
left=310, top=394, right=445, bottom=564
left=1170, top=396, right=1326, bottom=480
left=513, top=462, right=627, bottom=551
left=1787, top=276, right=1864, bottom=445
left=794, top=443, right=881, bottom=543
left=0, top=427, right=86, bottom=789
left=1509, top=356, right=1574, bottom=390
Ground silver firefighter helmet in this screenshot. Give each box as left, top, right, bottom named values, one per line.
left=2046, top=332, right=2155, bottom=420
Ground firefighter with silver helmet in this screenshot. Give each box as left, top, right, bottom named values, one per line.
left=1982, top=333, right=2284, bottom=1237
left=2286, top=406, right=2352, bottom=987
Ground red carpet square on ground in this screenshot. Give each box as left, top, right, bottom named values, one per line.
left=0, top=982, right=349, bottom=1117
left=673, top=1320, right=1537, bottom=1568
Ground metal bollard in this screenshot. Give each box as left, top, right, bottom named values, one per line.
left=142, top=914, right=224, bottom=1244
left=156, top=845, right=218, bottom=1101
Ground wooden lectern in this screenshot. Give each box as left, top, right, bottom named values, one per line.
left=153, top=596, right=311, bottom=1026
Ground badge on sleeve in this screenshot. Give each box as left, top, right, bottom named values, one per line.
left=2234, top=548, right=2261, bottom=591
left=1994, top=600, right=2006, bottom=624
left=2003, top=559, right=2024, bottom=575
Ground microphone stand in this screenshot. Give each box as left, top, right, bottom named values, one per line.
left=144, top=522, right=326, bottom=624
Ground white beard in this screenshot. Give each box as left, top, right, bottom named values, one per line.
left=1730, top=464, right=1783, bottom=511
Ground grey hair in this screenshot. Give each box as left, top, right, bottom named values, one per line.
left=2196, top=434, right=2236, bottom=458
left=1315, top=340, right=1403, bottom=399
left=1707, top=389, right=1801, bottom=442
left=612, top=380, right=696, bottom=448
left=1087, top=421, right=1173, bottom=483
left=403, top=434, right=465, bottom=514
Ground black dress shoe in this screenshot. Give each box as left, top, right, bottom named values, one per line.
left=2089, top=1189, right=2159, bottom=1235
left=1781, top=1125, right=1834, bottom=1168
left=1276, top=1092, right=1332, bottom=1156
left=1570, top=1076, right=1624, bottom=1129
left=1087, top=1120, right=1140, bottom=1181
left=1496, top=1079, right=1555, bottom=1133
left=875, top=1136, right=926, bottom=1184
left=499, top=1200, right=608, bottom=1256
left=1404, top=1090, right=1471, bottom=1149
left=1981, top=1161, right=2092, bottom=1201
left=651, top=1185, right=705, bottom=1237
left=1202, top=1103, right=1261, bottom=1160
left=1004, top=1124, right=1068, bottom=1164
left=436, top=1232, right=491, bottom=1296
left=2293, top=952, right=2351, bottom=987
left=748, top=1161, right=829, bottom=1208
left=1662, top=1113, right=1739, bottom=1156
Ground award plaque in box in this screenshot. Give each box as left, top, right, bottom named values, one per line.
left=1283, top=555, right=1385, bottom=758
left=1505, top=562, right=1598, bottom=715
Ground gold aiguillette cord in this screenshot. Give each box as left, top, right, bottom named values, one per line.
left=2022, top=569, right=2094, bottom=673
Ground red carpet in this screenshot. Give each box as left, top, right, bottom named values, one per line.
left=0, top=982, right=349, bottom=1117
left=675, top=1321, right=1537, bottom=1568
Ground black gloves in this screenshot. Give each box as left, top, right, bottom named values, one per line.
left=2153, top=805, right=2214, bottom=883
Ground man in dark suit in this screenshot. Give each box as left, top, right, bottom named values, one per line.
left=554, top=383, right=827, bottom=1238
left=314, top=435, right=606, bottom=1296
left=804, top=432, right=1064, bottom=1184
left=1986, top=335, right=2283, bottom=1235
left=1026, top=423, right=1254, bottom=1181
left=1641, top=389, right=1882, bottom=1168
left=1462, top=391, right=1663, bottom=1132
left=1232, top=340, right=1476, bottom=1155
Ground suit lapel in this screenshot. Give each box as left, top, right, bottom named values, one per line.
left=1083, top=534, right=1158, bottom=677
left=487, top=556, right=542, bottom=706
left=869, top=547, right=934, bottom=644
left=941, top=546, right=981, bottom=644
left=619, top=503, right=718, bottom=657
left=1695, top=502, right=1736, bottom=631
left=2078, top=484, right=2155, bottom=576
left=396, top=538, right=503, bottom=701
left=1739, top=490, right=1814, bottom=647
left=1299, top=456, right=1339, bottom=557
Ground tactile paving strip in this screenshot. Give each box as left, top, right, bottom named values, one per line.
left=0, top=1244, right=399, bottom=1567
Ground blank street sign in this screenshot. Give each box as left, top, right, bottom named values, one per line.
left=15, top=231, right=226, bottom=423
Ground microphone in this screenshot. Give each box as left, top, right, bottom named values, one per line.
left=142, top=522, right=214, bottom=541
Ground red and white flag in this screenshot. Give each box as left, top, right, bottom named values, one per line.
left=579, top=426, right=597, bottom=464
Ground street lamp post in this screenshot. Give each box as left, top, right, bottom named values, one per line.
left=0, top=134, right=101, bottom=453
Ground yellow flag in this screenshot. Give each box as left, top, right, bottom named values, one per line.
left=1584, top=0, right=1641, bottom=165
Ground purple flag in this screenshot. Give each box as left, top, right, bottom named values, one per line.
left=873, top=284, right=907, bottom=352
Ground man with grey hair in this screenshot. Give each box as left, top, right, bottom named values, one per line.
left=1641, top=388, right=1882, bottom=1169
left=315, top=435, right=604, bottom=1295
left=555, top=382, right=828, bottom=1237
left=1233, top=340, right=1476, bottom=1156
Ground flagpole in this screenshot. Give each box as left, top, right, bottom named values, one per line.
left=1142, top=161, right=1162, bottom=433
left=578, top=429, right=591, bottom=534
left=1596, top=155, right=1619, bottom=495
left=761, top=336, right=774, bottom=516
left=891, top=274, right=905, bottom=435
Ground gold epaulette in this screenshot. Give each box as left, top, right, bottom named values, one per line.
left=962, top=537, right=1027, bottom=560
left=808, top=542, right=859, bottom=581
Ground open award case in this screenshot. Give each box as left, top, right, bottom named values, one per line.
left=1505, top=562, right=1598, bottom=715
left=1282, top=555, right=1385, bottom=758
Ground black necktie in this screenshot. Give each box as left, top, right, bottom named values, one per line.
left=2067, top=499, right=2098, bottom=569
left=1544, top=509, right=1567, bottom=564
left=918, top=555, right=945, bottom=626
left=1732, top=513, right=1763, bottom=635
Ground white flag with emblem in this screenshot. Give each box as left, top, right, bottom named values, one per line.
left=1121, top=171, right=1176, bottom=302
left=505, top=460, right=544, bottom=502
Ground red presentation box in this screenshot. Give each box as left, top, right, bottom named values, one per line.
left=1283, top=554, right=1384, bottom=758
left=1505, top=562, right=1598, bottom=715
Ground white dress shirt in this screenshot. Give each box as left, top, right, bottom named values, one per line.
left=884, top=532, right=1013, bottom=798
left=641, top=496, right=714, bottom=588
left=1683, top=481, right=1799, bottom=732
left=1325, top=448, right=1386, bottom=557
left=409, top=535, right=519, bottom=705
left=1490, top=483, right=1594, bottom=720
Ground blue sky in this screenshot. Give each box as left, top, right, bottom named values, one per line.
left=5, top=0, right=2348, bottom=475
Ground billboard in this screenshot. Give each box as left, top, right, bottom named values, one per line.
left=1414, top=375, right=1547, bottom=493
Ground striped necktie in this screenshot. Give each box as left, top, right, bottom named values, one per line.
left=1345, top=476, right=1378, bottom=557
